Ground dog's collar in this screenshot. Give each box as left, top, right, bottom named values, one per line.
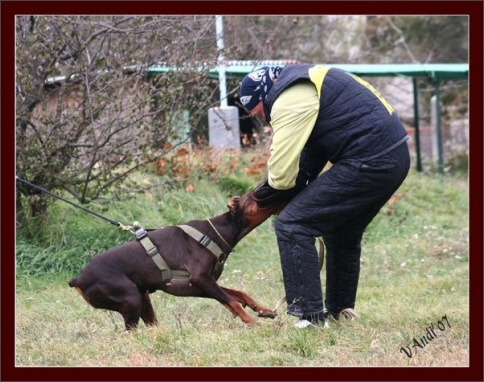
left=206, top=218, right=233, bottom=252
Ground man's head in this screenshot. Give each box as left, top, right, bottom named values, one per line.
left=239, top=66, right=282, bottom=115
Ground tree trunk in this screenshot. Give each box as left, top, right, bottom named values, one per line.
left=16, top=192, right=50, bottom=239
left=16, top=188, right=26, bottom=229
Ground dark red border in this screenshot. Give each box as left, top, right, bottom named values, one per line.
left=2, top=2, right=482, bottom=382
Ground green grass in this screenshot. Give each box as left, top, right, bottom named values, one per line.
left=15, top=164, right=469, bottom=367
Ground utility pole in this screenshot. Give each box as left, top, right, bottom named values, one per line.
left=208, top=15, right=240, bottom=149
left=216, top=15, right=227, bottom=107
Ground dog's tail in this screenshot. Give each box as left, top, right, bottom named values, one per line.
left=68, top=277, right=78, bottom=287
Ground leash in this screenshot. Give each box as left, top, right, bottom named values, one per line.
left=16, top=175, right=183, bottom=280
left=16, top=175, right=134, bottom=232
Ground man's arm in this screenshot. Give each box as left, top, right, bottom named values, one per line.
left=267, top=82, right=320, bottom=190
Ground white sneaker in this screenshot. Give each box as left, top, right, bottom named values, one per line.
left=294, top=319, right=329, bottom=329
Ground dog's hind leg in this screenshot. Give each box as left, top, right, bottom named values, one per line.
left=221, top=287, right=277, bottom=319
left=140, top=291, right=159, bottom=327
left=118, top=289, right=143, bottom=331
left=101, top=287, right=154, bottom=331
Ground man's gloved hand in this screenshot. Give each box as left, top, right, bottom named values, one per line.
left=250, top=181, right=294, bottom=208
left=250, top=169, right=316, bottom=208
left=293, top=169, right=316, bottom=194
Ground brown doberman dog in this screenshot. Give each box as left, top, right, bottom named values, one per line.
left=68, top=188, right=286, bottom=330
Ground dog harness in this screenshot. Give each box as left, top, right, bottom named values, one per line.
left=177, top=224, right=229, bottom=273
left=135, top=225, right=189, bottom=282
left=134, top=223, right=229, bottom=283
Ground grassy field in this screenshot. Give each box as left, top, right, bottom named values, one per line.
left=15, top=151, right=470, bottom=369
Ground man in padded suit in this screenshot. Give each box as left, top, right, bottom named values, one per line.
left=239, top=64, right=410, bottom=328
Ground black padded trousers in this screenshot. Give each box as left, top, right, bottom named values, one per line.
left=275, top=143, right=410, bottom=319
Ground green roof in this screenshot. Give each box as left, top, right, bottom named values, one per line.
left=147, top=61, right=468, bottom=81
left=303, top=63, right=468, bottom=79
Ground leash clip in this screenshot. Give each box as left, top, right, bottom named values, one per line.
left=135, top=228, right=148, bottom=240
left=133, top=221, right=148, bottom=240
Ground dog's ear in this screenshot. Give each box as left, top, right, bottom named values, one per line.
left=227, top=196, right=240, bottom=213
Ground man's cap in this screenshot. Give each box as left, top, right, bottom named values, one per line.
left=239, top=66, right=282, bottom=111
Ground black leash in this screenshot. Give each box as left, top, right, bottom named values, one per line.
left=16, top=175, right=133, bottom=231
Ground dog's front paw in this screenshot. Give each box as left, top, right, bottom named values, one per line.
left=257, top=309, right=277, bottom=319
